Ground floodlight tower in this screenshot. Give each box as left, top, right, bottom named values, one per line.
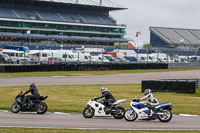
left=76, top=0, right=78, bottom=4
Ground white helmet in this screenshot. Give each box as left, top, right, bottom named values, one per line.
left=101, top=87, right=108, bottom=93
left=144, top=89, right=152, bottom=96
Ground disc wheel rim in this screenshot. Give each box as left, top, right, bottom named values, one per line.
left=159, top=110, right=171, bottom=121
left=11, top=102, right=21, bottom=113
left=36, top=103, right=46, bottom=113
left=125, top=110, right=137, bottom=121
left=85, top=108, right=94, bottom=117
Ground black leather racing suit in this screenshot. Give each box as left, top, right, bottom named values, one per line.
left=23, top=83, right=40, bottom=104
left=96, top=91, right=116, bottom=107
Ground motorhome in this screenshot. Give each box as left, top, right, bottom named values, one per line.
left=27, top=50, right=51, bottom=64
left=2, top=49, right=28, bottom=64
left=188, top=56, right=200, bottom=62
left=150, top=53, right=172, bottom=63
left=50, top=50, right=78, bottom=63
left=73, top=52, right=93, bottom=63
left=92, top=55, right=110, bottom=63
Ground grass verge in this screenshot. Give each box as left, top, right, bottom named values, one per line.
left=0, top=84, right=199, bottom=115
left=0, top=128, right=200, bottom=133
left=0, top=68, right=200, bottom=77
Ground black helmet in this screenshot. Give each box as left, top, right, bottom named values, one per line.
left=30, top=83, right=36, bottom=88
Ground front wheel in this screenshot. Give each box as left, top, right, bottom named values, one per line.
left=82, top=106, right=95, bottom=118
left=158, top=110, right=172, bottom=122
left=124, top=109, right=138, bottom=121
left=112, top=106, right=125, bottom=119
left=11, top=102, right=21, bottom=113
left=36, top=102, right=48, bottom=114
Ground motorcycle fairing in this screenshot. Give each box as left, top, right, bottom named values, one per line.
left=155, top=102, right=171, bottom=110
left=132, top=103, right=146, bottom=110
left=87, top=100, right=111, bottom=117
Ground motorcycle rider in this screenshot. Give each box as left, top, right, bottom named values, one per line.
left=94, top=87, right=116, bottom=113
left=22, top=83, right=40, bottom=107
left=138, top=89, right=159, bottom=116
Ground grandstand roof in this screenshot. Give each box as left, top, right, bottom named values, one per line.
left=150, top=27, right=200, bottom=45
left=4, top=0, right=127, bottom=11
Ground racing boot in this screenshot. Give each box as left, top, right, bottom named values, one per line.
left=104, top=107, right=110, bottom=115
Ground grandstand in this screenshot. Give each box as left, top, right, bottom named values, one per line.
left=0, top=0, right=128, bottom=49
left=150, top=27, right=200, bottom=50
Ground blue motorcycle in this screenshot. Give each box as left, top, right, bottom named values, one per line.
left=124, top=96, right=172, bottom=122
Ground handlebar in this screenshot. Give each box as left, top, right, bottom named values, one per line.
left=132, top=99, right=140, bottom=102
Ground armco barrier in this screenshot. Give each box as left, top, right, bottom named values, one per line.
left=142, top=80, right=196, bottom=94
left=0, top=63, right=168, bottom=72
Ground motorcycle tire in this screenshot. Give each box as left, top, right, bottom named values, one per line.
left=82, top=107, right=95, bottom=118
left=113, top=106, right=125, bottom=119
left=124, top=109, right=138, bottom=121
left=11, top=102, right=21, bottom=113
left=158, top=109, right=172, bottom=122
left=36, top=102, right=48, bottom=114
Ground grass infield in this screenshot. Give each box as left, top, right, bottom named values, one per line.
left=0, top=84, right=199, bottom=115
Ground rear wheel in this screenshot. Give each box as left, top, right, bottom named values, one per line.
left=82, top=107, right=95, bottom=118
left=36, top=102, right=48, bottom=114
left=124, top=109, right=138, bottom=121
left=11, top=102, right=21, bottom=113
left=158, top=110, right=172, bottom=122
left=113, top=106, right=125, bottom=119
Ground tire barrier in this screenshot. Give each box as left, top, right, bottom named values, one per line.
left=142, top=80, right=196, bottom=94
left=0, top=63, right=168, bottom=72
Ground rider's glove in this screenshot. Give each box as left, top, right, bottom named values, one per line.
left=136, top=99, right=140, bottom=102
left=93, top=98, right=97, bottom=101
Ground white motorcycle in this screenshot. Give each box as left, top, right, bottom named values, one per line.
left=82, top=98, right=126, bottom=119
left=124, top=96, right=172, bottom=122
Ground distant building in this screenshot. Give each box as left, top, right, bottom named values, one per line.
left=150, top=27, right=200, bottom=50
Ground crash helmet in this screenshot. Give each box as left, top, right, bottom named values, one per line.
left=144, top=89, right=152, bottom=96
left=30, top=83, right=36, bottom=88
left=101, top=87, right=108, bottom=94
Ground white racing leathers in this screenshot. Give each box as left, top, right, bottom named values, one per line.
left=140, top=93, right=159, bottom=106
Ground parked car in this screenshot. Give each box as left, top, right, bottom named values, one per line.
left=124, top=56, right=138, bottom=62
left=48, top=57, right=61, bottom=64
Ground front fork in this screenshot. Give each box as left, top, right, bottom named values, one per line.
left=128, top=108, right=134, bottom=113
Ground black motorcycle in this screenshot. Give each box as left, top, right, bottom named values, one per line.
left=11, top=91, right=48, bottom=114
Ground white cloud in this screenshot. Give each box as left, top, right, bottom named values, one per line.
left=111, top=0, right=200, bottom=43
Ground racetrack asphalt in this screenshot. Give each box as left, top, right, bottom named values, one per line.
left=0, top=111, right=200, bottom=130
left=0, top=70, right=200, bottom=86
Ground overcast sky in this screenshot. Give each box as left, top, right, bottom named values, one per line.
left=110, top=0, right=200, bottom=43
